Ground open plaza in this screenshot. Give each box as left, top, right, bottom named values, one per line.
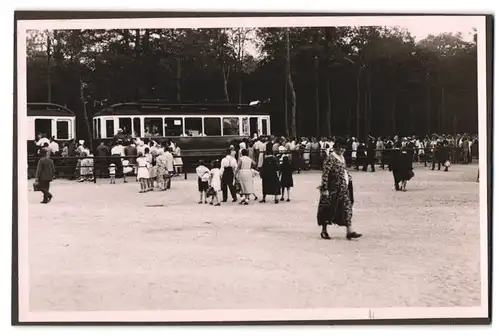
left=27, top=163, right=481, bottom=311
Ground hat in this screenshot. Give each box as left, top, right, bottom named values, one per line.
left=78, top=140, right=85, bottom=145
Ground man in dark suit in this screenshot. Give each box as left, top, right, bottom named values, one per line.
left=35, top=148, right=55, bottom=203
left=363, top=135, right=376, bottom=172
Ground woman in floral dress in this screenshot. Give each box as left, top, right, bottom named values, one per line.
left=318, top=139, right=362, bottom=240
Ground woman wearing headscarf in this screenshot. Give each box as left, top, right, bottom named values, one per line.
left=259, top=142, right=281, bottom=204
left=317, top=138, right=362, bottom=240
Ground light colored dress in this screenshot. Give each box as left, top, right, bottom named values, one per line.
left=237, top=155, right=255, bottom=194
left=136, top=157, right=149, bottom=179
left=165, top=151, right=175, bottom=172
left=174, top=147, right=183, bottom=168
left=210, top=168, right=222, bottom=192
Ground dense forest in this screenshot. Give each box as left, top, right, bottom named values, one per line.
left=26, top=27, right=478, bottom=141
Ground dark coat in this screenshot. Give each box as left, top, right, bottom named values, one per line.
left=260, top=155, right=280, bottom=195
left=36, top=157, right=55, bottom=181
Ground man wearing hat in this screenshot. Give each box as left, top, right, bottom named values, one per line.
left=35, top=148, right=55, bottom=203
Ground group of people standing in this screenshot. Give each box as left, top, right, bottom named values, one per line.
left=196, top=142, right=295, bottom=206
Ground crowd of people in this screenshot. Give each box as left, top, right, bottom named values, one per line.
left=32, top=131, right=479, bottom=240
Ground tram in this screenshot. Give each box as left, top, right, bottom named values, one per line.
left=92, top=100, right=272, bottom=151
left=27, top=102, right=76, bottom=154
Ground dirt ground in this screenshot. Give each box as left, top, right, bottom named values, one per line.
left=27, top=163, right=481, bottom=311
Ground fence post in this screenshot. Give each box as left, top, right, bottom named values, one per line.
left=93, top=158, right=97, bottom=184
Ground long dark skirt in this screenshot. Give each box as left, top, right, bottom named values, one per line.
left=317, top=181, right=354, bottom=227
left=262, top=176, right=280, bottom=195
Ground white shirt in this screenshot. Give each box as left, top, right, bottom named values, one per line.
left=221, top=155, right=237, bottom=174
left=49, top=141, right=59, bottom=153
left=108, top=164, right=116, bottom=175
left=111, top=145, right=124, bottom=156
left=196, top=165, right=210, bottom=182
left=36, top=137, right=50, bottom=147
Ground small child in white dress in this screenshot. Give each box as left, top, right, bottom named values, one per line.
left=108, top=163, right=116, bottom=184
left=209, top=160, right=222, bottom=206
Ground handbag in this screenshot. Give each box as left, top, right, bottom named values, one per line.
left=316, top=194, right=333, bottom=226
left=444, top=160, right=451, bottom=167
left=207, top=186, right=216, bottom=197
left=33, top=181, right=40, bottom=191
left=234, top=180, right=242, bottom=194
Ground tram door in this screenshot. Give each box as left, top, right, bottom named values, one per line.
left=249, top=117, right=259, bottom=137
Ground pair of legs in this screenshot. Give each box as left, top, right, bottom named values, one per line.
left=221, top=179, right=237, bottom=202
left=321, top=223, right=362, bottom=240
left=210, top=191, right=221, bottom=206
left=139, top=178, right=148, bottom=192
left=260, top=194, right=279, bottom=204
left=400, top=180, right=408, bottom=191
left=198, top=190, right=208, bottom=204
left=109, top=175, right=116, bottom=184
left=280, top=187, right=291, bottom=201
left=38, top=180, right=53, bottom=203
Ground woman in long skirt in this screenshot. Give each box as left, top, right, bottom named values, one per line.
left=236, top=148, right=256, bottom=205
left=398, top=144, right=415, bottom=192
left=318, top=139, right=362, bottom=240
left=259, top=142, right=281, bottom=204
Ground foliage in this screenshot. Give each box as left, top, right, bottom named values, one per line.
left=25, top=26, right=478, bottom=140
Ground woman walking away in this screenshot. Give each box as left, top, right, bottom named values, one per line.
left=209, top=160, right=222, bottom=206
left=136, top=152, right=149, bottom=193
left=236, top=148, right=256, bottom=205
left=399, top=143, right=415, bottom=192
left=196, top=160, right=210, bottom=204
left=259, top=142, right=281, bottom=204
left=144, top=147, right=154, bottom=191
left=155, top=148, right=168, bottom=191
left=279, top=156, right=294, bottom=202
left=317, top=138, right=362, bottom=240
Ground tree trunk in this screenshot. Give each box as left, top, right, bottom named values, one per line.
left=356, top=66, right=363, bottom=140
left=391, top=92, right=397, bottom=135
left=364, top=91, right=368, bottom=139
left=314, top=57, right=320, bottom=138
left=176, top=58, right=182, bottom=103
left=79, top=78, right=93, bottom=148
left=222, top=65, right=230, bottom=102
left=134, top=29, right=141, bottom=100
left=426, top=70, right=432, bottom=134
left=322, top=28, right=332, bottom=137
left=46, top=32, right=52, bottom=103
left=441, top=86, right=446, bottom=134
left=284, top=63, right=289, bottom=137
left=285, top=28, right=297, bottom=138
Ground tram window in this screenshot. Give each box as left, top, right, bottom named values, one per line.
left=97, top=119, right=101, bottom=139
left=133, top=118, right=141, bottom=138
left=249, top=117, right=258, bottom=136
left=144, top=118, right=163, bottom=137
left=164, top=118, right=183, bottom=136
left=34, top=119, right=52, bottom=138
left=185, top=117, right=203, bottom=136
left=241, top=117, right=250, bottom=136
left=118, top=117, right=132, bottom=135
left=204, top=117, right=222, bottom=136
left=56, top=120, right=69, bottom=139
left=223, top=117, right=240, bottom=136
left=262, top=119, right=269, bottom=135
left=93, top=119, right=98, bottom=138
left=105, top=120, right=114, bottom=138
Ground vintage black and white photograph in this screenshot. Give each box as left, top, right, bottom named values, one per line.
left=14, top=14, right=490, bottom=323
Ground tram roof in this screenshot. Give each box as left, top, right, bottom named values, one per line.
left=93, top=101, right=271, bottom=117
left=27, top=103, right=76, bottom=117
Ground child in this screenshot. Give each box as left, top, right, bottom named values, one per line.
left=136, top=152, right=149, bottom=193
left=279, top=156, right=294, bottom=202
left=196, top=160, right=210, bottom=204
left=108, top=162, right=116, bottom=184
left=209, top=160, right=222, bottom=206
